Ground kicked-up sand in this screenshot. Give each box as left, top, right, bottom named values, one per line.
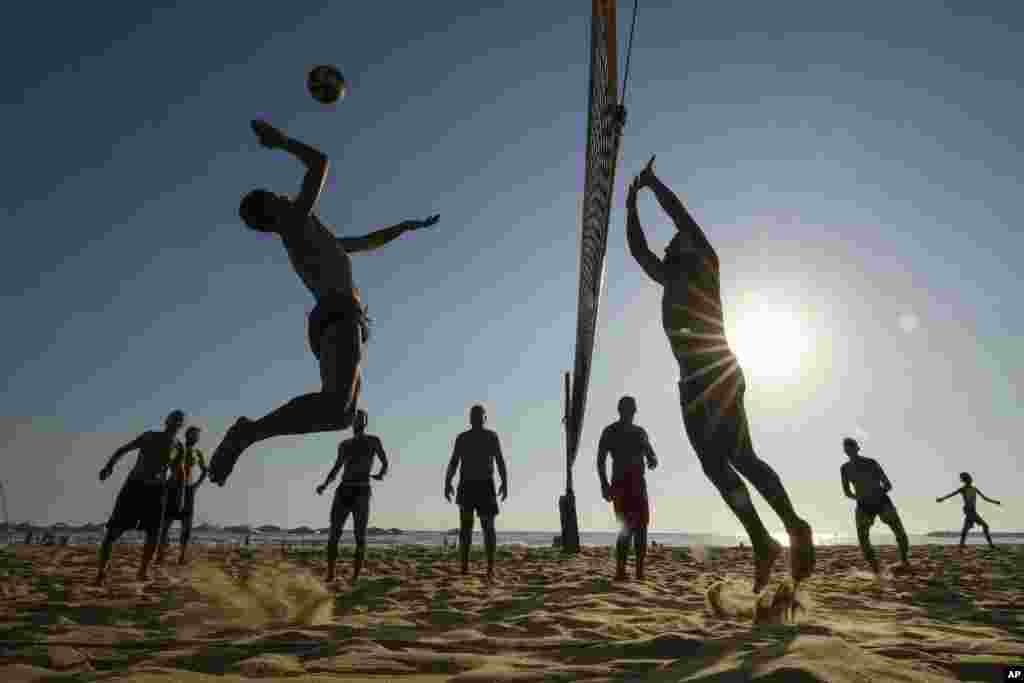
left=1, top=542, right=1022, bottom=681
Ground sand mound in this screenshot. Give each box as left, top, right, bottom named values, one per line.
left=176, top=561, right=333, bottom=632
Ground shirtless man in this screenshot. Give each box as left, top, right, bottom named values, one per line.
left=157, top=425, right=207, bottom=566
left=626, top=157, right=814, bottom=592
left=95, top=410, right=185, bottom=585
left=937, top=472, right=1001, bottom=549
left=209, top=119, right=439, bottom=485
left=597, top=396, right=658, bottom=580
left=316, top=409, right=389, bottom=584
left=840, top=437, right=910, bottom=573
left=444, top=405, right=509, bottom=580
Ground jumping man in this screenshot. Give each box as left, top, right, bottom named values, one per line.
left=840, top=437, right=910, bottom=573
left=444, top=405, right=508, bottom=581
left=209, top=119, right=439, bottom=485
left=95, top=410, right=185, bottom=585
left=316, top=409, right=389, bottom=584
left=937, top=472, right=1001, bottom=549
left=625, top=157, right=814, bottom=592
left=597, top=395, right=658, bottom=580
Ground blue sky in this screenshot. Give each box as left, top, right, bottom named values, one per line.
left=2, top=2, right=1020, bottom=538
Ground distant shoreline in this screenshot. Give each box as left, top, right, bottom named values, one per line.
left=3, top=523, right=1024, bottom=538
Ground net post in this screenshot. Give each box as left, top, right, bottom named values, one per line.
left=560, top=371, right=580, bottom=554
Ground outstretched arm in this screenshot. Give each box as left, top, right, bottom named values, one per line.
left=936, top=487, right=964, bottom=503
left=100, top=435, right=145, bottom=480
left=977, top=489, right=1001, bottom=505
left=626, top=178, right=666, bottom=284
left=251, top=120, right=328, bottom=219
left=637, top=156, right=716, bottom=259
left=338, top=214, right=440, bottom=253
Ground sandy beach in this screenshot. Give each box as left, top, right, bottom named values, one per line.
left=1, top=542, right=1022, bottom=682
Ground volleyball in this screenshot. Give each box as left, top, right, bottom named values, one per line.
left=307, top=65, right=346, bottom=104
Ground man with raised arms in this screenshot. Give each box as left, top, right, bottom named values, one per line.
left=625, top=157, right=814, bottom=592
left=597, top=395, right=658, bottom=581
left=209, top=119, right=439, bottom=485
left=95, top=410, right=185, bottom=585
left=316, top=409, right=389, bottom=584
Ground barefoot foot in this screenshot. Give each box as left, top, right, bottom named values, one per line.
left=209, top=418, right=253, bottom=486
left=788, top=519, right=815, bottom=584
left=753, top=538, right=783, bottom=593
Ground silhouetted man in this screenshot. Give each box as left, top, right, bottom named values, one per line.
left=157, top=425, right=207, bottom=566
left=597, top=396, right=658, bottom=580
left=95, top=410, right=184, bottom=585
left=626, top=156, right=814, bottom=592
left=937, top=472, right=1001, bottom=549
left=316, top=409, right=389, bottom=584
left=445, top=405, right=508, bottom=580
left=840, top=437, right=910, bottom=573
left=209, top=119, right=439, bottom=485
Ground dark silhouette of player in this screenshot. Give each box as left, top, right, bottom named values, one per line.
left=597, top=396, right=658, bottom=580
left=840, top=437, right=910, bottom=573
left=95, top=410, right=185, bottom=585
left=625, top=156, right=814, bottom=592
left=444, top=405, right=508, bottom=581
left=316, top=409, right=389, bottom=584
left=937, top=472, right=1001, bottom=548
left=209, top=119, right=438, bottom=486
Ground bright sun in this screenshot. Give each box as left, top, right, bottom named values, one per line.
left=729, top=306, right=811, bottom=380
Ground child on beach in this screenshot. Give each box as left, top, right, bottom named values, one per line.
left=936, top=472, right=1001, bottom=549
left=316, top=409, right=389, bottom=584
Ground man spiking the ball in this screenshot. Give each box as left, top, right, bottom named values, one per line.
left=209, top=120, right=439, bottom=486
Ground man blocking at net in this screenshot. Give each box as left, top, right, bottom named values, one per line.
left=625, top=157, right=814, bottom=592
left=209, top=119, right=438, bottom=486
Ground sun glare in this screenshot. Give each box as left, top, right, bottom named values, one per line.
left=729, top=305, right=812, bottom=380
